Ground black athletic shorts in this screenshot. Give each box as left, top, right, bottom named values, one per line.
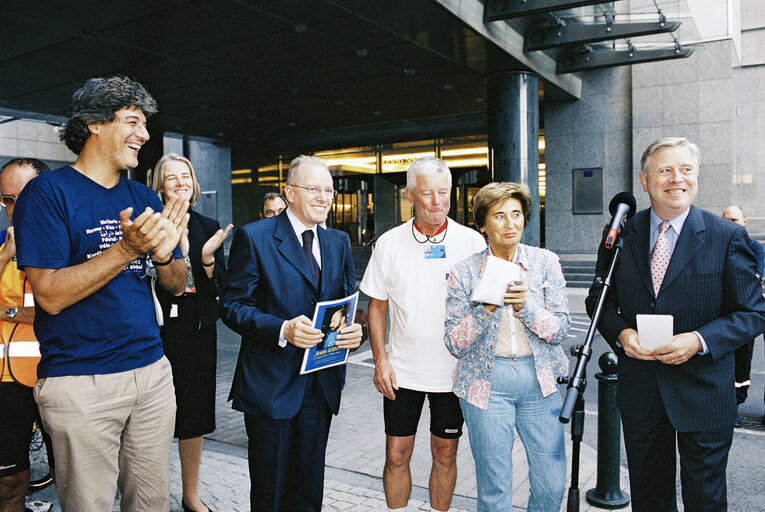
left=383, top=387, right=463, bottom=439
left=0, top=382, right=36, bottom=477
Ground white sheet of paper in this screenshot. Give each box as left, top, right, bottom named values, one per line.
left=636, top=314, right=673, bottom=351
left=471, top=255, right=523, bottom=306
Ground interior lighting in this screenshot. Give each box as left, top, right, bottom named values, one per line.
left=446, top=157, right=489, bottom=168
left=441, top=147, right=488, bottom=157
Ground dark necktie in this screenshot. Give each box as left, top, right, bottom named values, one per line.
left=301, top=229, right=320, bottom=288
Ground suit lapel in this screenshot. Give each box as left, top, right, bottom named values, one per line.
left=660, top=205, right=704, bottom=293
left=275, top=213, right=318, bottom=290
left=625, top=210, right=654, bottom=296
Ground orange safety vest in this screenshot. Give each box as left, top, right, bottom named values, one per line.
left=0, top=240, right=39, bottom=388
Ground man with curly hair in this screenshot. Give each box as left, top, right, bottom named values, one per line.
left=13, top=76, right=188, bottom=512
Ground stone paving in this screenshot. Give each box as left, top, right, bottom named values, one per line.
left=29, top=290, right=632, bottom=511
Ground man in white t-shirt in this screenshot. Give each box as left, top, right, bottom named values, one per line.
left=360, top=157, right=486, bottom=512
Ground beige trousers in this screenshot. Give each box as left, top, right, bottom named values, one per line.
left=34, top=356, right=176, bottom=512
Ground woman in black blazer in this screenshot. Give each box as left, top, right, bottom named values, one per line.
left=152, top=154, right=232, bottom=512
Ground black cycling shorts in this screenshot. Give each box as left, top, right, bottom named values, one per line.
left=0, top=382, right=36, bottom=477
left=383, top=387, right=463, bottom=439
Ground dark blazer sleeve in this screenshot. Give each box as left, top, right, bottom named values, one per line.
left=749, top=237, right=765, bottom=277
left=695, top=226, right=765, bottom=360
left=219, top=225, right=284, bottom=346
left=340, top=231, right=356, bottom=296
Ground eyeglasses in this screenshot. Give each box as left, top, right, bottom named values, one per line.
left=0, top=195, right=16, bottom=208
left=287, top=184, right=337, bottom=199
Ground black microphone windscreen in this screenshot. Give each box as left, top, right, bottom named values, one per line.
left=608, top=192, right=637, bottom=218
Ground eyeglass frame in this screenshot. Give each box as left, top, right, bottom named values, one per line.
left=0, top=195, right=16, bottom=208
left=286, top=183, right=337, bottom=199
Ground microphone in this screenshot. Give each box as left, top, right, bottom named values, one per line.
left=604, top=192, right=636, bottom=249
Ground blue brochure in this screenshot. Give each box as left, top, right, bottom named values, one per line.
left=300, top=292, right=359, bottom=374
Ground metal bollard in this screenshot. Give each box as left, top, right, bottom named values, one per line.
left=585, top=352, right=630, bottom=509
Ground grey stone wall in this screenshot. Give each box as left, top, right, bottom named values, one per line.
left=733, top=0, right=765, bottom=231
left=631, top=40, right=735, bottom=216
left=0, top=119, right=75, bottom=169
left=543, top=33, right=765, bottom=254
left=544, top=66, right=632, bottom=254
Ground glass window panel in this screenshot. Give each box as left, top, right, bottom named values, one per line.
left=382, top=142, right=435, bottom=173
left=314, top=147, right=377, bottom=175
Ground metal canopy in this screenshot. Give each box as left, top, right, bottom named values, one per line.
left=525, top=19, right=681, bottom=51
left=484, top=0, right=617, bottom=21
left=557, top=43, right=694, bottom=73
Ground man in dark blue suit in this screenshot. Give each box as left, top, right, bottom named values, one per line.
left=220, top=155, right=362, bottom=512
left=586, top=137, right=765, bottom=512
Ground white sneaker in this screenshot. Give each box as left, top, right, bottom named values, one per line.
left=25, top=498, right=52, bottom=512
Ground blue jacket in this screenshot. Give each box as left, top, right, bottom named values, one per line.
left=220, top=211, right=355, bottom=419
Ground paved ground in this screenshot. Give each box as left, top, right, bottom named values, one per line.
left=29, top=289, right=765, bottom=511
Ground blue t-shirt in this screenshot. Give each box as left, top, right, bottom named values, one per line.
left=14, top=166, right=182, bottom=378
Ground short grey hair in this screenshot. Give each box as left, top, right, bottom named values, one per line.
left=640, top=137, right=700, bottom=174
left=286, top=155, right=329, bottom=184
left=406, top=157, right=452, bottom=191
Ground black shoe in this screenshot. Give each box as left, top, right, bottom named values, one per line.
left=181, top=499, right=213, bottom=512
left=760, top=414, right=765, bottom=426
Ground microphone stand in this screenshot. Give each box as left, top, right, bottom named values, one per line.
left=559, top=237, right=622, bottom=512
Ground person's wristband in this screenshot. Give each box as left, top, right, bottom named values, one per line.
left=201, top=259, right=215, bottom=268
left=152, top=255, right=173, bottom=267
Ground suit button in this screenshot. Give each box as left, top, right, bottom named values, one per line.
left=650, top=301, right=655, bottom=308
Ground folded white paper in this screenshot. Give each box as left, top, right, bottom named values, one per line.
left=471, top=255, right=523, bottom=306
left=635, top=314, right=673, bottom=351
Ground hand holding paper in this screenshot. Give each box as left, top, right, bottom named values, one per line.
left=472, top=255, right=524, bottom=306
left=653, top=332, right=703, bottom=365
left=635, top=314, right=673, bottom=351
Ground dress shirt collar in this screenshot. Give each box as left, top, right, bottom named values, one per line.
left=285, top=207, right=318, bottom=246
left=650, top=207, right=690, bottom=237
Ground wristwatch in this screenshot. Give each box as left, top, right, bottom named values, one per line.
left=5, top=307, right=18, bottom=321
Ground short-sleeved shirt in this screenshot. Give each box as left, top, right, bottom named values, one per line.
left=14, top=166, right=181, bottom=378
left=360, top=218, right=486, bottom=392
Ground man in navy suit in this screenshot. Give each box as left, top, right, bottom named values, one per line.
left=586, top=137, right=765, bottom=512
left=220, top=155, right=362, bottom=512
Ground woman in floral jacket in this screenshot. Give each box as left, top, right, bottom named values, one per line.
left=445, top=182, right=570, bottom=512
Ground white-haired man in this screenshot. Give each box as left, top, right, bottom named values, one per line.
left=360, top=157, right=486, bottom=512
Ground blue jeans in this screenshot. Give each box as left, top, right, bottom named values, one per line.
left=460, top=356, right=566, bottom=512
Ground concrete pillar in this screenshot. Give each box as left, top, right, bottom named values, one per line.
left=487, top=65, right=540, bottom=247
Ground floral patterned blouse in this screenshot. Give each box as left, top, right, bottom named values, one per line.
left=445, top=245, right=571, bottom=409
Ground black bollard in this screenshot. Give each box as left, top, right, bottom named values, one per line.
left=585, top=352, right=630, bottom=509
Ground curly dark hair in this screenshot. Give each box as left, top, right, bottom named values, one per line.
left=61, top=76, right=158, bottom=155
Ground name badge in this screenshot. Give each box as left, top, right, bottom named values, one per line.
left=23, top=293, right=34, bottom=307
left=170, top=304, right=179, bottom=318
left=424, top=245, right=446, bottom=259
